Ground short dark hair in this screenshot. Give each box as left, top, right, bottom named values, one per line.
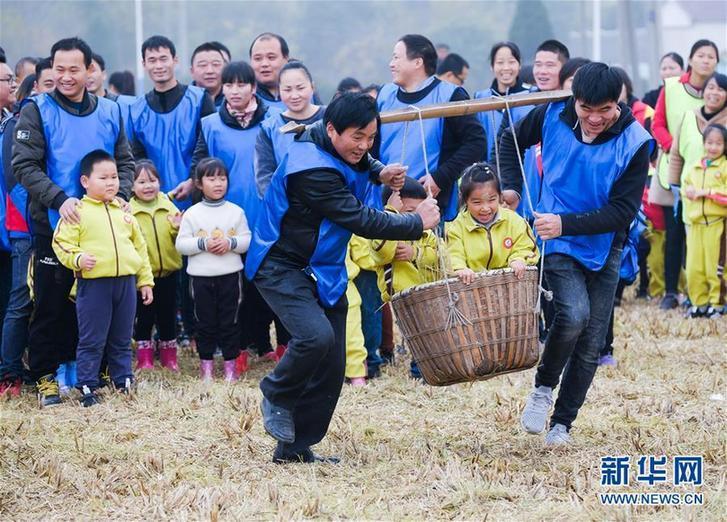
left=324, top=92, right=379, bottom=134
left=16, top=74, right=36, bottom=102
left=707, top=72, right=727, bottom=93
left=0, top=46, right=5, bottom=64
left=536, top=39, right=570, bottom=63
left=337, top=77, right=362, bottom=93
left=689, top=39, right=719, bottom=63
left=661, top=52, right=684, bottom=70
left=436, top=53, right=469, bottom=76
left=221, top=61, right=256, bottom=85
left=249, top=33, right=289, bottom=58
left=612, top=66, right=633, bottom=98
left=703, top=123, right=727, bottom=146
left=142, top=35, right=176, bottom=60
left=211, top=41, right=231, bottom=62
left=50, top=37, right=93, bottom=68
left=109, top=70, right=135, bottom=96
left=80, top=149, right=115, bottom=177
left=91, top=53, right=106, bottom=71
left=134, top=159, right=160, bottom=183
left=459, top=162, right=500, bottom=205
left=399, top=34, right=438, bottom=76
left=35, top=57, right=52, bottom=77
left=382, top=175, right=427, bottom=204
left=559, top=57, right=591, bottom=87
left=279, top=60, right=313, bottom=83
left=571, top=62, right=623, bottom=105
left=15, top=56, right=39, bottom=77
left=363, top=83, right=380, bottom=96
left=195, top=157, right=228, bottom=181
left=190, top=42, right=225, bottom=66
left=489, top=41, right=521, bottom=67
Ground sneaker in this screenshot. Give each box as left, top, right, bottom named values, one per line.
left=598, top=354, right=617, bottom=367
left=521, top=385, right=553, bottom=434
left=0, top=375, right=22, bottom=397
left=261, top=396, right=295, bottom=443
left=272, top=444, right=340, bottom=464
left=36, top=374, right=62, bottom=408
left=659, top=293, right=679, bottom=310
left=116, top=378, right=133, bottom=395
left=704, top=305, right=721, bottom=319
left=544, top=423, right=571, bottom=446
left=79, top=385, right=100, bottom=407
left=349, top=377, right=367, bottom=387
left=687, top=306, right=703, bottom=319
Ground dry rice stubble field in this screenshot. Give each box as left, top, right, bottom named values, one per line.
left=0, top=298, right=725, bottom=521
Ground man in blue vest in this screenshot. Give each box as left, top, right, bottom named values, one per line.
left=12, top=37, right=135, bottom=407
left=249, top=33, right=289, bottom=111
left=190, top=42, right=229, bottom=110
left=246, top=93, right=440, bottom=463
left=375, top=34, right=485, bottom=222
left=129, top=35, right=215, bottom=208
left=499, top=63, right=653, bottom=446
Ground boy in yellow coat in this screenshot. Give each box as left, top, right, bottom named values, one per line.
left=344, top=241, right=368, bottom=386
left=53, top=150, right=154, bottom=406
left=681, top=124, right=727, bottom=317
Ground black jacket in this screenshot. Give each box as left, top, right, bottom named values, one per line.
left=499, top=97, right=651, bottom=240
left=267, top=121, right=424, bottom=269
left=131, top=83, right=216, bottom=160
left=11, top=89, right=135, bottom=238
left=373, top=78, right=486, bottom=211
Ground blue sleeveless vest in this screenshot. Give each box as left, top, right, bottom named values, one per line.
left=129, top=85, right=205, bottom=209
left=245, top=139, right=370, bottom=307
left=619, top=212, right=646, bottom=284
left=516, top=145, right=541, bottom=220
left=260, top=108, right=325, bottom=165
left=35, top=94, right=121, bottom=229
left=375, top=80, right=459, bottom=220
left=473, top=87, right=533, bottom=162
left=201, top=111, right=264, bottom=229
left=114, top=94, right=137, bottom=143
left=538, top=101, right=653, bottom=270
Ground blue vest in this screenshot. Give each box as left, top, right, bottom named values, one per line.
left=129, top=85, right=205, bottom=209
left=115, top=94, right=137, bottom=143
left=260, top=111, right=297, bottom=165
left=201, top=111, right=264, bottom=229
left=619, top=212, right=646, bottom=283
left=35, top=94, right=121, bottom=229
left=245, top=139, right=371, bottom=307
left=375, top=80, right=459, bottom=220
left=538, top=101, right=652, bottom=270
left=473, top=87, right=533, bottom=162
left=516, top=145, right=541, bottom=220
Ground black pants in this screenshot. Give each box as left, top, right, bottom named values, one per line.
left=255, top=258, right=347, bottom=453
left=178, top=260, right=196, bottom=337
left=663, top=205, right=685, bottom=295
left=601, top=279, right=627, bottom=357
left=0, top=250, right=12, bottom=341
left=28, top=236, right=78, bottom=380
left=191, top=272, right=242, bottom=360
left=135, top=272, right=177, bottom=341
left=241, top=277, right=291, bottom=355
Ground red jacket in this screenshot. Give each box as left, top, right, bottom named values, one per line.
left=652, top=72, right=699, bottom=152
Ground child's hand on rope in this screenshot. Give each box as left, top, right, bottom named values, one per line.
left=379, top=163, right=407, bottom=190
left=533, top=212, right=562, bottom=240
left=509, top=259, right=527, bottom=279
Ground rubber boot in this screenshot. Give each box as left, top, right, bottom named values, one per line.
left=159, top=340, right=179, bottom=372
left=136, top=340, right=155, bottom=370
left=235, top=351, right=249, bottom=375
left=199, top=360, right=214, bottom=382
left=223, top=360, right=238, bottom=383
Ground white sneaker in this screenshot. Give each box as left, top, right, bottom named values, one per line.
left=544, top=423, right=571, bottom=446
left=521, top=385, right=553, bottom=434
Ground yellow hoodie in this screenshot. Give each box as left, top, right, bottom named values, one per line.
left=131, top=194, right=183, bottom=277
left=446, top=208, right=540, bottom=272
left=53, top=196, right=154, bottom=288
left=681, top=156, right=727, bottom=225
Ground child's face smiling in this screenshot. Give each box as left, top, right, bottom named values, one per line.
left=133, top=168, right=160, bottom=202
left=81, top=160, right=119, bottom=202
left=466, top=182, right=501, bottom=225
left=704, top=130, right=725, bottom=161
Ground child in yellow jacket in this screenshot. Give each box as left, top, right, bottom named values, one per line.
left=681, top=124, right=727, bottom=317
left=344, top=241, right=368, bottom=386
left=130, top=160, right=184, bottom=371
left=52, top=150, right=154, bottom=406
left=447, top=163, right=539, bottom=284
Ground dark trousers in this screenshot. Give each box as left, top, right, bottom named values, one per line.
left=663, top=205, right=685, bottom=295
left=0, top=237, right=33, bottom=379
left=353, top=269, right=383, bottom=375
left=76, top=276, right=136, bottom=389
left=535, top=246, right=621, bottom=430
left=241, top=277, right=291, bottom=355
left=27, top=236, right=78, bottom=380
left=601, top=279, right=627, bottom=357
left=0, top=250, right=11, bottom=341
left=178, top=260, right=196, bottom=337
left=255, top=259, right=347, bottom=452
left=191, top=272, right=242, bottom=360
left=135, top=272, right=177, bottom=341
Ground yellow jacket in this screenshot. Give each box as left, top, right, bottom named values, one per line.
left=53, top=196, right=154, bottom=288
left=131, top=194, right=183, bottom=277
left=446, top=208, right=540, bottom=272
left=345, top=242, right=362, bottom=308
left=681, top=156, right=727, bottom=225
left=349, top=234, right=376, bottom=272
left=370, top=216, right=439, bottom=302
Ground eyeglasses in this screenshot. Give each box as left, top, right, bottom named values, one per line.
left=0, top=76, right=16, bottom=84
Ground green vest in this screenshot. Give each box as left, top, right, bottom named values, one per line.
left=657, top=76, right=703, bottom=189
left=676, top=111, right=704, bottom=184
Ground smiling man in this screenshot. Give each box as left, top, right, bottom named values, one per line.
left=246, top=93, right=440, bottom=464
left=12, top=37, right=135, bottom=407
left=499, top=63, right=653, bottom=446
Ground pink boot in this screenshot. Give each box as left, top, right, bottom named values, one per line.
left=349, top=377, right=367, bottom=387
left=235, top=351, right=249, bottom=375
left=199, top=360, right=214, bottom=382
left=223, top=360, right=238, bottom=383
left=159, top=340, right=179, bottom=372
left=136, top=340, right=155, bottom=370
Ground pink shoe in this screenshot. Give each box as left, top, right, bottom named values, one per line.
left=223, top=360, right=238, bottom=383
left=199, top=360, right=214, bottom=382
left=349, top=377, right=367, bottom=387
left=275, top=344, right=287, bottom=361
left=235, top=351, right=249, bottom=375
left=159, top=340, right=179, bottom=372
left=136, top=340, right=155, bottom=370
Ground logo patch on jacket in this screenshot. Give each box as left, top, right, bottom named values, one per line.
left=503, top=237, right=513, bottom=249
left=16, top=130, right=30, bottom=141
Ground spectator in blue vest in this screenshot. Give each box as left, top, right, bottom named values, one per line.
left=190, top=42, right=229, bottom=109
left=249, top=33, right=289, bottom=111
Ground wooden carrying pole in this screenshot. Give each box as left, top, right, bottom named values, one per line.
left=280, top=89, right=571, bottom=134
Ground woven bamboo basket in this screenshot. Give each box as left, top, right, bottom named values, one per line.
left=391, top=267, right=540, bottom=386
